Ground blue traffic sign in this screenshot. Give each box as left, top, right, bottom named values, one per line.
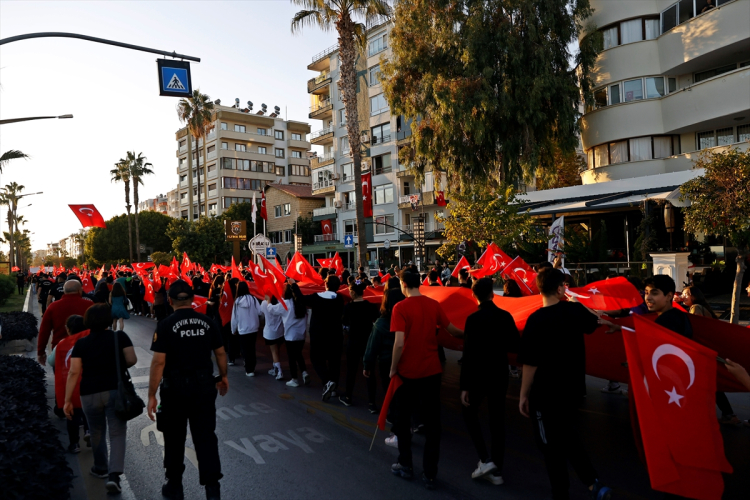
left=157, top=59, right=192, bottom=97
left=266, top=247, right=277, bottom=257
left=344, top=235, right=354, bottom=248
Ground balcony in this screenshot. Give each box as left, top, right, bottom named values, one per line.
left=311, top=151, right=335, bottom=169
left=308, top=72, right=332, bottom=94
left=368, top=43, right=387, bottom=58
left=179, top=145, right=187, bottom=154
left=312, top=179, right=336, bottom=195
left=371, top=134, right=392, bottom=146
left=314, top=233, right=339, bottom=244
left=398, top=221, right=446, bottom=242
left=308, top=43, right=337, bottom=72
left=288, top=138, right=311, bottom=150
left=398, top=191, right=436, bottom=209
left=217, top=128, right=276, bottom=145
left=396, top=129, right=412, bottom=145
left=313, top=206, right=337, bottom=218
left=208, top=190, right=218, bottom=198
left=207, top=169, right=218, bottom=180
left=396, top=164, right=414, bottom=178
left=309, top=100, right=333, bottom=120
left=310, top=126, right=334, bottom=145
left=180, top=180, right=188, bottom=188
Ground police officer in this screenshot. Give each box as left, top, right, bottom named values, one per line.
left=37, top=273, right=55, bottom=315
left=47, top=273, right=67, bottom=309
left=147, top=280, right=228, bottom=500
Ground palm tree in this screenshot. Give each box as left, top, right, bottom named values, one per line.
left=0, top=182, right=25, bottom=268
left=126, top=151, right=154, bottom=262
left=177, top=90, right=214, bottom=220
left=291, top=0, right=391, bottom=269
left=0, top=150, right=29, bottom=173
left=110, top=160, right=134, bottom=262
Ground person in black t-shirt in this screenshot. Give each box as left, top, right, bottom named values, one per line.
left=38, top=274, right=55, bottom=314
left=148, top=280, right=227, bottom=500
left=519, top=269, right=612, bottom=500
left=48, top=274, right=67, bottom=308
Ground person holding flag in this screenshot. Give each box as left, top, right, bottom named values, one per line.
left=518, top=268, right=612, bottom=500
left=230, top=281, right=262, bottom=377
left=304, top=275, right=345, bottom=400
left=267, top=282, right=310, bottom=388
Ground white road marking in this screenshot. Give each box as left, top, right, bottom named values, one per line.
left=131, top=375, right=150, bottom=384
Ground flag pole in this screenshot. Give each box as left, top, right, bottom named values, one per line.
left=369, top=425, right=378, bottom=452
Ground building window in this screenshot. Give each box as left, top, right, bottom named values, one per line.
left=180, top=174, right=187, bottom=183
left=370, top=94, right=389, bottom=116
left=291, top=133, right=302, bottom=141
left=179, top=139, right=186, bottom=148
left=738, top=124, right=750, bottom=142
left=341, top=137, right=350, bottom=156
left=645, top=19, right=660, bottom=39
left=610, top=141, right=629, bottom=164
left=717, top=127, right=734, bottom=146
left=285, top=229, right=293, bottom=243
left=290, top=165, right=310, bottom=176
left=222, top=177, right=271, bottom=191
left=275, top=205, right=282, bottom=218
left=180, top=192, right=187, bottom=200
left=257, top=128, right=268, bottom=136
left=236, top=143, right=247, bottom=152
left=602, top=25, right=618, bottom=50
left=373, top=154, right=392, bottom=175
left=342, top=163, right=354, bottom=182
left=368, top=32, right=387, bottom=56
left=275, top=148, right=285, bottom=158
left=208, top=183, right=217, bottom=191
left=373, top=184, right=394, bottom=205
left=623, top=79, right=643, bottom=102
left=181, top=210, right=188, bottom=218
left=344, top=219, right=358, bottom=235
left=697, top=130, right=716, bottom=150
left=374, top=215, right=395, bottom=235
left=620, top=19, right=643, bottom=44
left=369, top=64, right=381, bottom=86
left=371, top=123, right=391, bottom=144
left=338, top=108, right=347, bottom=127
left=609, top=84, right=621, bottom=105
left=594, top=88, right=608, bottom=109
left=291, top=150, right=302, bottom=159
left=179, top=157, right=187, bottom=166
left=221, top=142, right=228, bottom=149
left=594, top=144, right=610, bottom=167
left=275, top=165, right=286, bottom=176
left=284, top=203, right=291, bottom=216
left=208, top=203, right=217, bottom=214
left=695, top=63, right=739, bottom=83
left=234, top=124, right=246, bottom=133
left=403, top=181, right=411, bottom=195
left=259, top=147, right=267, bottom=155
left=274, top=130, right=284, bottom=140
left=344, top=191, right=356, bottom=209
left=221, top=122, right=228, bottom=130
left=653, top=137, right=673, bottom=158
left=661, top=3, right=679, bottom=33
left=629, top=137, right=652, bottom=161
left=207, top=145, right=216, bottom=153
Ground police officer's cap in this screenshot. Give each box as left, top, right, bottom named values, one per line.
left=168, top=279, right=194, bottom=300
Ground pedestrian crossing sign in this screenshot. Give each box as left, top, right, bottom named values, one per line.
left=157, top=59, right=192, bottom=97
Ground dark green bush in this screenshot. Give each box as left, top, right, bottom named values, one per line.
left=0, top=311, right=38, bottom=342
left=0, top=274, right=16, bottom=306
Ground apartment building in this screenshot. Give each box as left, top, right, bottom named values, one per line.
left=138, top=194, right=169, bottom=215
left=519, top=0, right=750, bottom=265
left=167, top=189, right=180, bottom=218
left=175, top=102, right=312, bottom=220
left=265, top=184, right=325, bottom=261
left=304, top=22, right=448, bottom=269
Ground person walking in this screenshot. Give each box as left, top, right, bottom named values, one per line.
left=92, top=280, right=110, bottom=304
left=519, top=268, right=611, bottom=500
left=389, top=271, right=464, bottom=490
left=147, top=280, right=228, bottom=500
left=340, top=280, right=379, bottom=407
left=63, top=303, right=136, bottom=494
left=109, top=282, right=130, bottom=331
left=260, top=295, right=286, bottom=380
left=37, top=280, right=93, bottom=367
left=304, top=275, right=345, bottom=400
left=267, top=282, right=309, bottom=387
left=230, top=281, right=262, bottom=377
left=460, top=278, right=520, bottom=485
left=37, top=273, right=55, bottom=315
left=16, top=271, right=25, bottom=295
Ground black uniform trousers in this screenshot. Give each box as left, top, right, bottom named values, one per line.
left=461, top=377, right=508, bottom=472
left=344, top=333, right=376, bottom=399
left=530, top=403, right=597, bottom=500
left=393, top=373, right=442, bottom=479
left=160, top=386, right=223, bottom=486
left=310, top=331, right=342, bottom=386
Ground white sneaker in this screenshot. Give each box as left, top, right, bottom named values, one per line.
left=482, top=472, right=504, bottom=485
left=246, top=372, right=255, bottom=377
left=268, top=367, right=277, bottom=376
left=385, top=435, right=398, bottom=448
left=227, top=362, right=235, bottom=366
left=302, top=371, right=310, bottom=386
left=286, top=379, right=300, bottom=387
left=471, top=460, right=497, bottom=479
left=275, top=369, right=284, bottom=381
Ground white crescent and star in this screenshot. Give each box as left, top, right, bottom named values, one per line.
left=652, top=343, right=696, bottom=407
left=79, top=208, right=94, bottom=217
left=296, top=262, right=304, bottom=274
left=588, top=287, right=601, bottom=295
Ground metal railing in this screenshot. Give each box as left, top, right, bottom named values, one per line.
left=399, top=194, right=419, bottom=204
left=311, top=43, right=338, bottom=64
left=368, top=44, right=387, bottom=57
left=313, top=206, right=337, bottom=217
left=309, top=126, right=334, bottom=141
left=310, top=100, right=332, bottom=113
left=314, top=233, right=338, bottom=243
left=371, top=134, right=392, bottom=145
left=311, top=152, right=335, bottom=168
left=396, top=129, right=412, bottom=141
left=313, top=179, right=335, bottom=191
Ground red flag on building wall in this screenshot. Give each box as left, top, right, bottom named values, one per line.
left=362, top=172, right=373, bottom=218
left=69, top=204, right=107, bottom=229
left=260, top=190, right=267, bottom=220
left=436, top=191, right=447, bottom=207
left=321, top=219, right=333, bottom=235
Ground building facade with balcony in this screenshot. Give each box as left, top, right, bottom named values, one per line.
left=264, top=184, right=325, bottom=262
left=519, top=0, right=750, bottom=269
left=138, top=194, right=169, bottom=215
left=175, top=103, right=313, bottom=220
left=167, top=189, right=180, bottom=218
left=305, top=22, right=448, bottom=269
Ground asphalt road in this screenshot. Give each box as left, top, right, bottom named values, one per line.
left=34, top=298, right=750, bottom=500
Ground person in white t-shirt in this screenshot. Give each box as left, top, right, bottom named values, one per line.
left=268, top=283, right=309, bottom=387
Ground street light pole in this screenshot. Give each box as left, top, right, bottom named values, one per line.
left=0, top=115, right=73, bottom=125
left=11, top=193, right=42, bottom=270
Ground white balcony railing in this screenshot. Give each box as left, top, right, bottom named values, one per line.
left=310, top=100, right=332, bottom=113
left=345, top=201, right=356, bottom=211
left=180, top=181, right=188, bottom=188
left=208, top=190, right=218, bottom=198
left=313, top=179, right=335, bottom=191
left=400, top=222, right=445, bottom=233
left=311, top=151, right=335, bottom=166
left=179, top=145, right=187, bottom=153
left=399, top=194, right=419, bottom=204
left=309, top=126, right=334, bottom=141
left=313, top=206, right=337, bottom=217
left=207, top=150, right=217, bottom=160
left=314, top=233, right=338, bottom=243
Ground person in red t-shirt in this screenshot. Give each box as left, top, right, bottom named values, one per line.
left=389, top=271, right=463, bottom=489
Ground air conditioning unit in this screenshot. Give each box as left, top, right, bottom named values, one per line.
left=330, top=174, right=340, bottom=180
left=334, top=200, right=342, bottom=208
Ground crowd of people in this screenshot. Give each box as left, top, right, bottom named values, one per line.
left=31, top=256, right=750, bottom=500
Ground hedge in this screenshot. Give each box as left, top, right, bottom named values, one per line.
left=0, top=312, right=39, bottom=342
left=0, top=355, right=73, bottom=499
left=0, top=274, right=16, bottom=306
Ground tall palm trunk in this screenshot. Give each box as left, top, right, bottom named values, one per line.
left=124, top=180, right=133, bottom=263
left=133, top=179, right=141, bottom=262
left=203, top=135, right=209, bottom=214
left=195, top=134, right=202, bottom=218
left=6, top=209, right=14, bottom=268
left=337, top=13, right=368, bottom=269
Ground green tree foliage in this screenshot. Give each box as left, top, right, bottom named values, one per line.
left=166, top=217, right=231, bottom=267
left=436, top=185, right=545, bottom=260
left=681, top=147, right=750, bottom=324
left=149, top=251, right=173, bottom=267
left=220, top=202, right=259, bottom=230
left=295, top=217, right=317, bottom=245
left=381, top=0, right=600, bottom=188
left=85, top=211, right=173, bottom=265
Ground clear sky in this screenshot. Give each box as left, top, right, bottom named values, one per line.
left=0, top=0, right=336, bottom=254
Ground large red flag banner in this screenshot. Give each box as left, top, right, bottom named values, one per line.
left=69, top=204, right=107, bottom=228
left=259, top=255, right=288, bottom=310
left=321, top=219, right=333, bottom=235
left=361, top=172, right=373, bottom=218
left=218, top=281, right=235, bottom=326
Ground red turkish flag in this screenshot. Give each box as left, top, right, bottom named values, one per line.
left=470, top=243, right=512, bottom=278
left=11, top=266, right=20, bottom=272
left=131, top=262, right=155, bottom=275
left=330, top=252, right=345, bottom=276
left=231, top=256, right=246, bottom=283
left=218, top=281, right=235, bottom=326
left=181, top=252, right=193, bottom=274
left=191, top=295, right=208, bottom=315
left=321, top=219, right=333, bottom=235
left=436, top=191, right=447, bottom=207
left=378, top=375, right=403, bottom=431
left=260, top=191, right=267, bottom=220
left=361, top=172, right=373, bottom=218
left=81, top=274, right=94, bottom=294
left=451, top=255, right=472, bottom=278
left=422, top=275, right=444, bottom=286
left=54, top=329, right=91, bottom=408
left=259, top=255, right=288, bottom=310
left=566, top=276, right=644, bottom=311
left=287, top=252, right=324, bottom=285
left=625, top=316, right=732, bottom=499
left=500, top=256, right=539, bottom=295
left=152, top=265, right=161, bottom=291
left=158, top=264, right=172, bottom=278
left=69, top=204, right=106, bottom=228
left=142, top=276, right=155, bottom=303
left=170, top=257, right=180, bottom=277
left=95, top=265, right=104, bottom=280
left=316, top=258, right=332, bottom=268
left=247, top=261, right=267, bottom=291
